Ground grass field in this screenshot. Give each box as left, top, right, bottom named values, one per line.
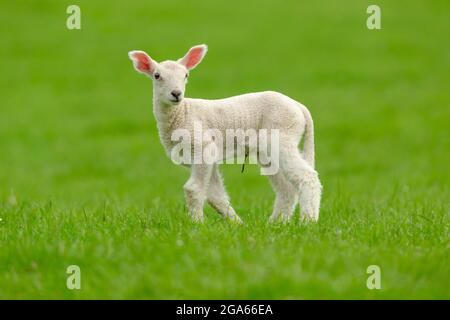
left=0, top=0, right=449, bottom=299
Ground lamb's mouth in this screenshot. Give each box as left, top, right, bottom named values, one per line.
left=169, top=98, right=181, bottom=103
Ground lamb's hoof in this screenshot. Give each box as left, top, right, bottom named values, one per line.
left=268, top=215, right=279, bottom=223
left=191, top=215, right=204, bottom=223
left=229, top=215, right=243, bottom=224
left=300, top=213, right=319, bottom=223
left=269, top=215, right=290, bottom=224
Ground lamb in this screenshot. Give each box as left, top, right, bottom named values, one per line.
left=128, top=44, right=322, bottom=223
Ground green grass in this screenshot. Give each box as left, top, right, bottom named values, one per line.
left=0, top=0, right=449, bottom=299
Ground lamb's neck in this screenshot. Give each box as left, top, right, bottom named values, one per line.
left=153, top=98, right=187, bottom=125
left=152, top=97, right=188, bottom=154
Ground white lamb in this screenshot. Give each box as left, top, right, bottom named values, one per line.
left=128, top=44, right=322, bottom=223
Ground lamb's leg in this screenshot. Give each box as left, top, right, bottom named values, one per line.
left=183, top=164, right=213, bottom=222
left=207, top=165, right=242, bottom=223
left=279, top=145, right=322, bottom=222
left=267, top=171, right=298, bottom=223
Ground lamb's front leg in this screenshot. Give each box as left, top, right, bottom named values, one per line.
left=207, top=165, right=242, bottom=223
left=183, top=164, right=213, bottom=222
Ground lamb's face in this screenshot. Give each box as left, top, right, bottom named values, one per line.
left=152, top=61, right=188, bottom=105
left=129, top=44, right=208, bottom=105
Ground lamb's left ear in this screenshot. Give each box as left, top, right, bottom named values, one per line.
left=178, top=44, right=208, bottom=70
left=128, top=50, right=157, bottom=76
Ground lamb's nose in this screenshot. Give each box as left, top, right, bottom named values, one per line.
left=171, top=90, right=182, bottom=99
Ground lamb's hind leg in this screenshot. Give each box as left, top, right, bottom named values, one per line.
left=267, top=171, right=298, bottom=223
left=207, top=165, right=242, bottom=223
left=280, top=145, right=322, bottom=222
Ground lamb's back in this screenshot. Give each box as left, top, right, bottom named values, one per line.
left=187, top=91, right=304, bottom=132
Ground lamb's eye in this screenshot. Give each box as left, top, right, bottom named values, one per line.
left=154, top=73, right=161, bottom=80
left=185, top=73, right=189, bottom=78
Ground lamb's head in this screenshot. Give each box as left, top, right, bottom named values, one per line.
left=128, top=44, right=208, bottom=105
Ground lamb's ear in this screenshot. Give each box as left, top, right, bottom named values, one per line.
left=178, top=44, right=208, bottom=70
left=128, top=50, right=157, bottom=76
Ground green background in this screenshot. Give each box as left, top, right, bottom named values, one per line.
left=0, top=0, right=448, bottom=298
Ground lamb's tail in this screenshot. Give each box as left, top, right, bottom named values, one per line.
left=299, top=104, right=315, bottom=169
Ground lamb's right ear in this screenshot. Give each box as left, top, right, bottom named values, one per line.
left=128, top=50, right=157, bottom=76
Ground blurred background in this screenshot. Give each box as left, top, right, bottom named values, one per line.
left=0, top=0, right=448, bottom=299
